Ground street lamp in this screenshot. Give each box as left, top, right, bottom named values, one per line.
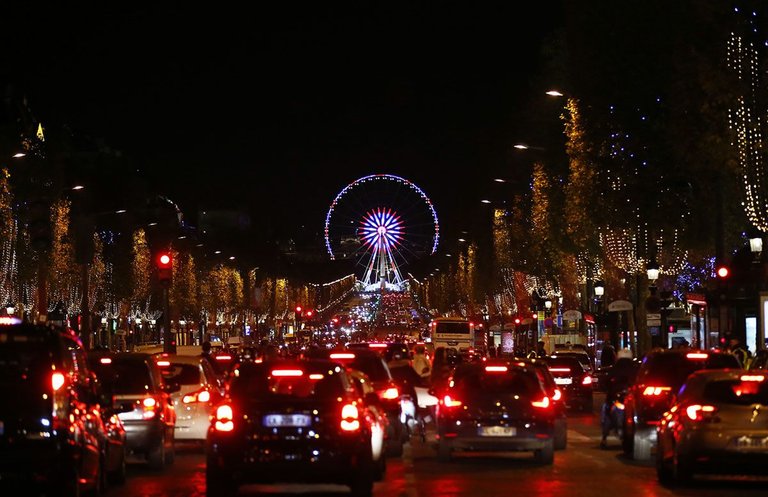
left=646, top=258, right=660, bottom=283
left=594, top=280, right=605, bottom=297
left=544, top=299, right=553, bottom=310
left=750, top=233, right=763, bottom=256
left=4, top=303, right=14, bottom=316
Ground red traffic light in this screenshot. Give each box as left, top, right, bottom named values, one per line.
left=514, top=318, right=521, bottom=325
left=156, top=252, right=172, bottom=268
left=295, top=306, right=302, bottom=313
left=716, top=265, right=729, bottom=278
left=532, top=313, right=538, bottom=320
left=305, top=310, right=314, bottom=318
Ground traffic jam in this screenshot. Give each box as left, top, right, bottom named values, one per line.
left=1, top=316, right=767, bottom=496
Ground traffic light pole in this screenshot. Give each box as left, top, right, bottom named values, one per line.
left=162, top=281, right=175, bottom=354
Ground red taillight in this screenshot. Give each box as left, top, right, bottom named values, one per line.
left=156, top=360, right=171, bottom=367
left=642, top=386, right=671, bottom=396
left=51, top=372, right=66, bottom=392
left=99, top=357, right=113, bottom=365
left=552, top=389, right=562, bottom=401
left=582, top=375, right=593, bottom=386
left=380, top=387, right=399, bottom=400
left=341, top=403, right=360, bottom=431
left=741, top=375, right=765, bottom=382
left=369, top=343, right=387, bottom=349
left=183, top=388, right=211, bottom=404
left=686, top=352, right=708, bottom=360
left=271, top=369, right=303, bottom=377
left=214, top=404, right=234, bottom=432
left=442, top=395, right=463, bottom=407
left=330, top=353, right=355, bottom=360
left=685, top=404, right=717, bottom=421
left=215, top=355, right=233, bottom=361
left=550, top=367, right=571, bottom=373
left=142, top=397, right=158, bottom=419
left=485, top=366, right=508, bottom=373
left=309, top=373, right=324, bottom=380
left=531, top=396, right=551, bottom=409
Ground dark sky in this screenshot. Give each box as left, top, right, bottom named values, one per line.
left=3, top=2, right=564, bottom=248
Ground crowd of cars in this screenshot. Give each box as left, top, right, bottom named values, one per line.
left=2, top=317, right=766, bottom=494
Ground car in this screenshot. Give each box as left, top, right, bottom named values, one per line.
left=550, top=350, right=594, bottom=373
left=524, top=358, right=568, bottom=450
left=155, top=354, right=223, bottom=442
left=656, top=370, right=768, bottom=484
left=545, top=355, right=594, bottom=412
left=434, top=360, right=557, bottom=464
left=0, top=321, right=108, bottom=496
left=206, top=359, right=381, bottom=497
left=346, top=368, right=389, bottom=480
left=622, top=349, right=741, bottom=460
left=89, top=352, right=179, bottom=469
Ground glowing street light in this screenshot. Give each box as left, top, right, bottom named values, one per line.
left=481, top=199, right=492, bottom=204
left=514, top=144, right=530, bottom=150
left=546, top=90, right=564, bottom=97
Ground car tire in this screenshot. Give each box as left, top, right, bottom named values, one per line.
left=107, top=449, right=127, bottom=486
left=554, top=419, right=567, bottom=450
left=534, top=440, right=554, bottom=465
left=349, top=476, right=374, bottom=497
left=437, top=441, right=452, bottom=462
left=148, top=437, right=166, bottom=470
left=632, top=432, right=651, bottom=461
left=206, top=465, right=236, bottom=497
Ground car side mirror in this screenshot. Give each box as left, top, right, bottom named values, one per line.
left=163, top=381, right=181, bottom=394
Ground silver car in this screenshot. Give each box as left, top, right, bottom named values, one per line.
left=656, top=369, right=768, bottom=484
left=155, top=354, right=222, bottom=442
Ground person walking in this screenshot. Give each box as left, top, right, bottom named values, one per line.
left=430, top=347, right=452, bottom=391
left=412, top=344, right=432, bottom=379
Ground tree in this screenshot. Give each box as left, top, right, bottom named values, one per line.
left=48, top=199, right=79, bottom=311
left=130, top=229, right=152, bottom=312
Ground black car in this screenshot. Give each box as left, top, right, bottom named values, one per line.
left=622, top=349, right=741, bottom=460
left=434, top=361, right=557, bottom=464
left=545, top=355, right=594, bottom=412
left=0, top=322, right=107, bottom=496
left=206, top=359, right=380, bottom=497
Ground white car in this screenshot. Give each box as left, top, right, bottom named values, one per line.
left=155, top=354, right=222, bottom=442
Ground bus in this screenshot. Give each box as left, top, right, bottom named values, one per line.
left=429, top=317, right=475, bottom=354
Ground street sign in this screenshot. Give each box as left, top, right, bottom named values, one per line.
left=608, top=300, right=634, bottom=312
left=646, top=313, right=661, bottom=320
left=647, top=318, right=661, bottom=326
left=563, top=310, right=582, bottom=321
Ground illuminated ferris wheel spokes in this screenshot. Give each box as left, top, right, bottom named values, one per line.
left=360, top=208, right=405, bottom=287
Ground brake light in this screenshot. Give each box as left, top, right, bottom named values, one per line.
left=531, top=396, right=551, bottom=409
left=550, top=367, right=570, bottom=373
left=642, top=386, right=671, bottom=396
left=183, top=389, right=211, bottom=404
left=582, top=376, right=593, bottom=386
left=142, top=397, right=158, bottom=419
left=381, top=387, right=399, bottom=400
left=51, top=372, right=66, bottom=392
left=552, top=389, right=562, bottom=401
left=330, top=353, right=355, bottom=360
left=99, top=357, right=113, bottom=365
left=214, top=404, right=234, bottom=432
left=485, top=366, right=508, bottom=373
left=156, top=360, right=171, bottom=367
left=686, top=352, right=708, bottom=360
left=215, top=355, right=232, bottom=361
left=741, top=375, right=765, bottom=382
left=271, top=369, right=303, bottom=377
left=340, top=403, right=360, bottom=431
left=685, top=404, right=717, bottom=421
left=309, top=373, right=324, bottom=380
left=369, top=343, right=387, bottom=349
left=442, top=395, right=462, bottom=407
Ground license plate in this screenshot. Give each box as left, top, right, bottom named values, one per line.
left=263, top=414, right=311, bottom=427
left=554, top=378, right=573, bottom=385
left=735, top=436, right=768, bottom=449
left=479, top=426, right=516, bottom=437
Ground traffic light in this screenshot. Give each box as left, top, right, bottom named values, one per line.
left=295, top=305, right=303, bottom=315
left=715, top=264, right=729, bottom=279
left=305, top=310, right=314, bottom=319
left=156, top=251, right=173, bottom=285
left=514, top=317, right=521, bottom=325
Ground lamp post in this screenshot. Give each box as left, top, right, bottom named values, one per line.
left=594, top=279, right=606, bottom=347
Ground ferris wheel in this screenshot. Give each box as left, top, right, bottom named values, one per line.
left=324, top=174, right=439, bottom=291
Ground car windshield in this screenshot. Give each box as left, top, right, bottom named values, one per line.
left=641, top=353, right=740, bottom=389
left=231, top=363, right=348, bottom=400
left=702, top=378, right=768, bottom=406
left=160, top=363, right=201, bottom=385
left=90, top=358, right=154, bottom=395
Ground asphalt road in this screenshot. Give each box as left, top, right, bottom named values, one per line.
left=108, top=394, right=768, bottom=497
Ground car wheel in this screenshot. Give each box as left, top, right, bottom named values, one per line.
left=534, top=440, right=554, bottom=465
left=632, top=432, right=651, bottom=461
left=349, top=476, right=374, bottom=497
left=554, top=419, right=567, bottom=450
left=206, top=465, right=236, bottom=497
left=107, top=449, right=127, bottom=486
left=436, top=441, right=452, bottom=462
left=148, top=436, right=166, bottom=470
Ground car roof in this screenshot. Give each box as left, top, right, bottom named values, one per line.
left=153, top=354, right=203, bottom=365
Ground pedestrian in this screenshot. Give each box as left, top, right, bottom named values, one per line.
left=600, top=342, right=616, bottom=368
left=412, top=344, right=432, bottom=379
left=536, top=340, right=547, bottom=358
left=729, top=337, right=752, bottom=368
left=430, top=347, right=452, bottom=391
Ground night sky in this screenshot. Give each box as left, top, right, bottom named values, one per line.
left=3, top=2, right=564, bottom=250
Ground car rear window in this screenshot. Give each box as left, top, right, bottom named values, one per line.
left=160, top=363, right=201, bottom=385
left=640, top=353, right=740, bottom=389
left=350, top=356, right=391, bottom=382
left=454, top=368, right=541, bottom=397
left=546, top=356, right=585, bottom=372
left=91, top=358, right=154, bottom=395
left=231, top=364, right=349, bottom=400
left=702, top=378, right=768, bottom=405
